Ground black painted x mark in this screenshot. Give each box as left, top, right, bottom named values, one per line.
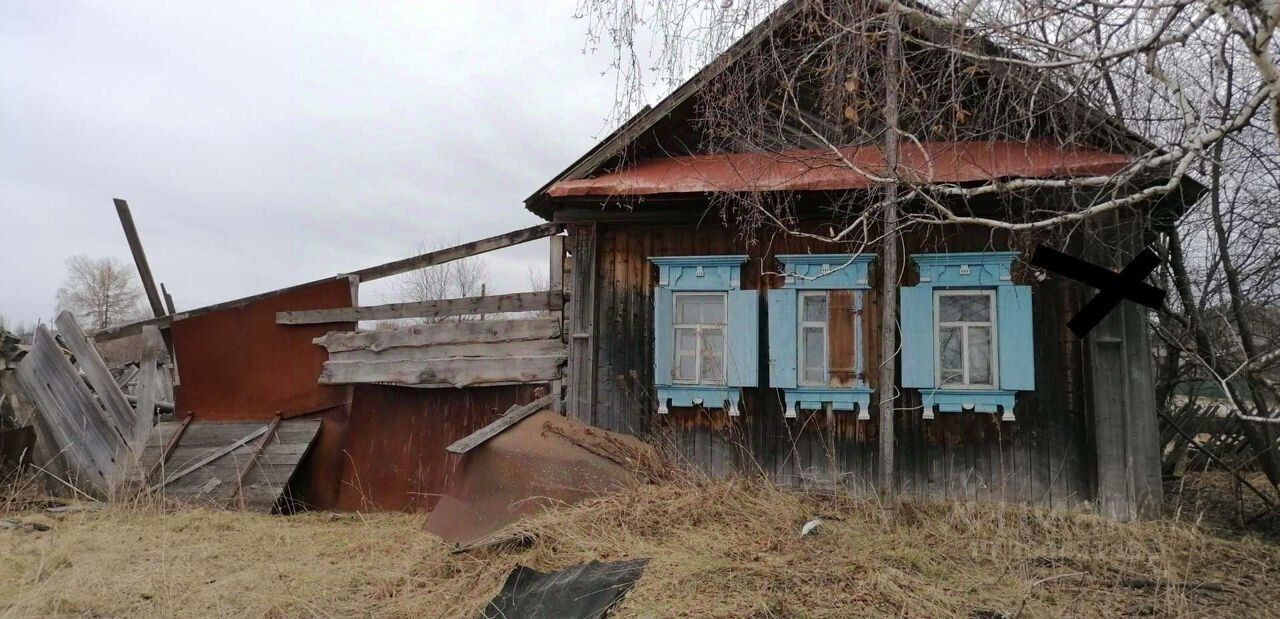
left=1030, top=245, right=1166, bottom=338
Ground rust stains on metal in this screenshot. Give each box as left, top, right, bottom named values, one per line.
left=327, top=383, right=538, bottom=512
left=171, top=277, right=356, bottom=422
left=546, top=140, right=1130, bottom=197
left=423, top=409, right=659, bottom=547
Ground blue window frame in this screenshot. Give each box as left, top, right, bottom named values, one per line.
left=650, top=256, right=757, bottom=416
left=767, top=254, right=875, bottom=419
left=901, top=252, right=1034, bottom=421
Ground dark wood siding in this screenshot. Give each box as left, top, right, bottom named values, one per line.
left=576, top=220, right=1099, bottom=507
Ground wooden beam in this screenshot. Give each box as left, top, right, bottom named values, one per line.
left=160, top=282, right=177, bottom=314
left=114, top=199, right=166, bottom=319
left=549, top=235, right=565, bottom=413
left=131, top=326, right=164, bottom=459
left=230, top=414, right=282, bottom=510
left=146, top=415, right=192, bottom=482
left=93, top=274, right=357, bottom=342
left=312, top=317, right=561, bottom=352
left=319, top=355, right=565, bottom=388
left=277, top=290, right=565, bottom=325
left=351, top=223, right=564, bottom=282
left=446, top=394, right=557, bottom=454
left=565, top=224, right=598, bottom=425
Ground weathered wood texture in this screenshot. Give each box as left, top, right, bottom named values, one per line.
left=313, top=318, right=566, bottom=388
left=15, top=321, right=150, bottom=497
left=138, top=419, right=321, bottom=512
left=446, top=393, right=558, bottom=454
left=96, top=224, right=562, bottom=341
left=566, top=224, right=599, bottom=425
left=580, top=221, right=1101, bottom=511
left=277, top=291, right=565, bottom=325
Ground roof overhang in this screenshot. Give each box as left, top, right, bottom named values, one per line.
left=545, top=140, right=1131, bottom=199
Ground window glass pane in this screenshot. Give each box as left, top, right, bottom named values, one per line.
left=675, top=353, right=696, bottom=381
left=939, top=294, right=990, bottom=322
left=702, top=296, right=725, bottom=324
left=674, top=329, right=697, bottom=381
left=939, top=325, right=963, bottom=385
left=969, top=326, right=992, bottom=384
left=700, top=329, right=725, bottom=383
left=676, top=294, right=725, bottom=324
left=676, top=297, right=701, bottom=324
left=676, top=328, right=696, bottom=352
left=802, top=327, right=825, bottom=383
left=802, top=294, right=828, bottom=322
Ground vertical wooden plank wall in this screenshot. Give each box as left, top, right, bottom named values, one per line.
left=583, top=220, right=1110, bottom=510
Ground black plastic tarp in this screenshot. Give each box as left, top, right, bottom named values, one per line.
left=482, top=559, right=649, bottom=619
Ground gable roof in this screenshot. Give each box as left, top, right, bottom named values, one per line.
left=525, top=0, right=1202, bottom=220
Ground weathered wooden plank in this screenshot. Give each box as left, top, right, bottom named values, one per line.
left=566, top=223, right=598, bottom=425
left=313, top=318, right=561, bottom=353
left=53, top=312, right=135, bottom=438
left=352, top=222, right=564, bottom=282
left=445, top=393, right=557, bottom=454
left=322, top=338, right=566, bottom=363
left=131, top=326, right=164, bottom=460
left=277, top=291, right=565, bottom=325
left=549, top=234, right=566, bottom=413
left=15, top=326, right=122, bottom=496
left=114, top=199, right=167, bottom=319
left=148, top=425, right=270, bottom=493
left=319, top=355, right=565, bottom=387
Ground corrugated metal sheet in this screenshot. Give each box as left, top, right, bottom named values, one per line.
left=546, top=140, right=1130, bottom=197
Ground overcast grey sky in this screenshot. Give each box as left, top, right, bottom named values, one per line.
left=0, top=1, right=624, bottom=326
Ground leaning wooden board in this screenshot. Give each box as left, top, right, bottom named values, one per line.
left=137, top=419, right=322, bottom=512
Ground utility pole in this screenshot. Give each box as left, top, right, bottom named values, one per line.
left=877, top=8, right=902, bottom=509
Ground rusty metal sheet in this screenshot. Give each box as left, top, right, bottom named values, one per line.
left=423, top=409, right=659, bottom=547
left=546, top=140, right=1130, bottom=197
left=326, top=383, right=539, bottom=512
left=170, top=277, right=355, bottom=421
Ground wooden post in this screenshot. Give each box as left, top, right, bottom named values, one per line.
left=549, top=235, right=565, bottom=413
left=566, top=224, right=598, bottom=425
left=114, top=199, right=166, bottom=319
left=161, top=283, right=177, bottom=314
left=877, top=10, right=902, bottom=505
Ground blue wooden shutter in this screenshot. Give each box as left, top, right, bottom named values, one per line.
left=653, top=287, right=674, bottom=387
left=900, top=286, right=935, bottom=388
left=998, top=285, right=1035, bottom=391
left=726, top=289, right=759, bottom=387
left=767, top=288, right=797, bottom=389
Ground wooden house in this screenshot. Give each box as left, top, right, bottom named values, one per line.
left=525, top=1, right=1202, bottom=520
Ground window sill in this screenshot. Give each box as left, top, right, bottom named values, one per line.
left=920, top=389, right=1016, bottom=413
left=783, top=386, right=872, bottom=413
left=657, top=386, right=741, bottom=412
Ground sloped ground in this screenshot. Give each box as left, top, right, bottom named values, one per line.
left=0, top=473, right=1277, bottom=618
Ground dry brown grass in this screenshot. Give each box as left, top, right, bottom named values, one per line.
left=1, top=474, right=1278, bottom=618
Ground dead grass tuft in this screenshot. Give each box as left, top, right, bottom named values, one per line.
left=0, top=473, right=1277, bottom=617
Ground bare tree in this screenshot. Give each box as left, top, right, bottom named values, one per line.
left=394, top=238, right=489, bottom=323
left=55, top=255, right=144, bottom=330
